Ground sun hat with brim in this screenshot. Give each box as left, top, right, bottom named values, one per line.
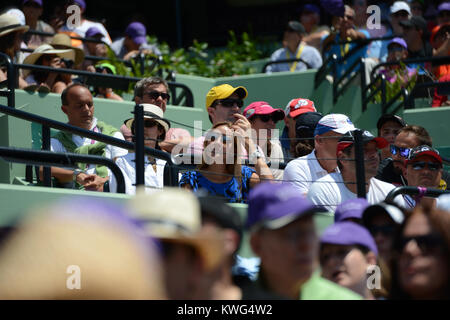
left=22, top=44, right=75, bottom=78
left=320, top=221, right=378, bottom=256
left=125, top=104, right=170, bottom=135
left=51, top=33, right=85, bottom=65
left=362, top=202, right=405, bottom=226
left=129, top=188, right=226, bottom=271
left=206, top=84, right=248, bottom=110
left=243, top=101, right=285, bottom=121
left=0, top=13, right=29, bottom=38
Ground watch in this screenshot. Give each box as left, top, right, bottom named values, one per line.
left=249, top=150, right=264, bottom=164
left=73, top=169, right=84, bottom=182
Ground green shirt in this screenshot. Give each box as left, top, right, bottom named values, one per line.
left=300, top=272, right=363, bottom=300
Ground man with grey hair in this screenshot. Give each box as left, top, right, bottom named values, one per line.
left=119, top=76, right=192, bottom=152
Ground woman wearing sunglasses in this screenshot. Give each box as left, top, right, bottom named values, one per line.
left=389, top=205, right=450, bottom=300
left=243, top=101, right=285, bottom=181
left=109, top=103, right=170, bottom=195
left=179, top=122, right=273, bottom=203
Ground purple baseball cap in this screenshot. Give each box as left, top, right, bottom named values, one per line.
left=438, top=2, right=450, bottom=12
left=85, top=26, right=103, bottom=38
left=320, top=221, right=378, bottom=256
left=73, top=0, right=86, bottom=10
left=388, top=37, right=408, bottom=50
left=320, top=0, right=345, bottom=17
left=334, top=198, right=369, bottom=223
left=125, top=22, right=147, bottom=45
left=247, top=182, right=323, bottom=231
left=22, top=0, right=43, bottom=6
left=302, top=4, right=321, bottom=15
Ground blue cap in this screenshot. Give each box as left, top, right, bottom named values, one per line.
left=334, top=198, right=369, bottom=223
left=247, top=182, right=322, bottom=231
left=320, top=0, right=345, bottom=17
left=22, top=0, right=43, bottom=6
left=388, top=37, right=408, bottom=50
left=125, top=22, right=147, bottom=45
left=85, top=26, right=102, bottom=38
left=302, top=4, right=321, bottom=15
left=74, top=0, right=86, bottom=10
left=321, top=221, right=378, bottom=256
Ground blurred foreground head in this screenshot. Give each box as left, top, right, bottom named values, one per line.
left=0, top=198, right=166, bottom=300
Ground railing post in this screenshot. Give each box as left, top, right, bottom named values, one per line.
left=360, top=58, right=367, bottom=112
left=41, top=125, right=51, bottom=187
left=381, top=76, right=387, bottom=112
left=354, top=130, right=366, bottom=199
left=134, top=104, right=145, bottom=187
left=332, top=55, right=338, bottom=104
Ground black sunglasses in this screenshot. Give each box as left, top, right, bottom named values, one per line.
left=255, top=114, right=279, bottom=123
left=145, top=91, right=170, bottom=101
left=369, top=224, right=396, bottom=236
left=144, top=120, right=159, bottom=128
left=390, top=145, right=410, bottom=158
left=397, top=234, right=445, bottom=254
left=216, top=98, right=244, bottom=108
left=409, top=161, right=441, bottom=171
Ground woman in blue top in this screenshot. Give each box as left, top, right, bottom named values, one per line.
left=180, top=121, right=274, bottom=203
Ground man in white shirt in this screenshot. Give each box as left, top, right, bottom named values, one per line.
left=109, top=104, right=170, bottom=195
left=284, top=114, right=355, bottom=195
left=41, top=83, right=127, bottom=191
left=308, top=130, right=406, bottom=212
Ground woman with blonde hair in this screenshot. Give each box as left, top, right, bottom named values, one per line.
left=180, top=122, right=273, bottom=203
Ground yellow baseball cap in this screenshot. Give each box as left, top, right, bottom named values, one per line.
left=205, top=84, right=248, bottom=110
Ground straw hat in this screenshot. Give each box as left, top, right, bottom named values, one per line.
left=51, top=33, right=85, bottom=65
left=129, top=188, right=226, bottom=271
left=0, top=13, right=29, bottom=38
left=22, top=44, right=76, bottom=78
left=0, top=199, right=167, bottom=299
left=125, top=104, right=171, bottom=135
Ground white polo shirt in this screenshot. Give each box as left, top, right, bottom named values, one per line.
left=283, top=150, right=338, bottom=195
left=109, top=153, right=166, bottom=195
left=307, top=173, right=407, bottom=212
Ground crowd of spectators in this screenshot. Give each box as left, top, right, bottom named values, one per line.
left=0, top=0, right=449, bottom=301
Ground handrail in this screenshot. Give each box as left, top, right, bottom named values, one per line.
left=0, top=146, right=126, bottom=194
left=2, top=57, right=193, bottom=107
left=404, top=81, right=450, bottom=109
left=382, top=87, right=409, bottom=114
left=362, top=73, right=386, bottom=112
left=0, top=104, right=173, bottom=162
left=370, top=56, right=450, bottom=81
left=24, top=29, right=106, bottom=44
left=314, top=54, right=337, bottom=89
left=262, top=58, right=313, bottom=73
left=333, top=57, right=365, bottom=103
left=385, top=186, right=450, bottom=203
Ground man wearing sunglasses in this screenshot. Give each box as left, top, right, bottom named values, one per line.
left=404, top=146, right=444, bottom=208
left=376, top=125, right=450, bottom=192
left=130, top=77, right=192, bottom=152
left=188, top=84, right=253, bottom=158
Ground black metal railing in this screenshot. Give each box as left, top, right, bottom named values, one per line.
left=0, top=146, right=126, bottom=193
left=24, top=29, right=106, bottom=44
left=0, top=53, right=16, bottom=108
left=385, top=186, right=450, bottom=203
left=404, top=81, right=450, bottom=109
left=0, top=103, right=179, bottom=190
left=0, top=55, right=194, bottom=107
left=261, top=58, right=314, bottom=73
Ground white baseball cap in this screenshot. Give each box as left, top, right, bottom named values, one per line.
left=314, top=114, right=355, bottom=136
left=390, top=1, right=412, bottom=15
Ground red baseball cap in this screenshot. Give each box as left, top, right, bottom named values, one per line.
left=243, top=101, right=285, bottom=121
left=285, top=98, right=317, bottom=118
